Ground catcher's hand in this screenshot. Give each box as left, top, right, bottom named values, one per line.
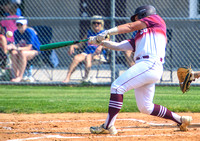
left=177, top=67, right=194, bottom=93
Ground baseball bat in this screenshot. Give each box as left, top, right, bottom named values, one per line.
left=40, top=39, right=89, bottom=51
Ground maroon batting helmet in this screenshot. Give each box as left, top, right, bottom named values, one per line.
left=130, top=5, right=156, bottom=22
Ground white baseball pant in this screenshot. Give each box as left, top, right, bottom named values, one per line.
left=110, top=58, right=163, bottom=114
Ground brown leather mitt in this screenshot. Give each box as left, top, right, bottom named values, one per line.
left=177, top=67, right=193, bottom=93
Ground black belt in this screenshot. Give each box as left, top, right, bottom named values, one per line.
left=136, top=55, right=163, bottom=62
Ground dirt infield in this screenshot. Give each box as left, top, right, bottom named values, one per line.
left=0, top=113, right=200, bottom=141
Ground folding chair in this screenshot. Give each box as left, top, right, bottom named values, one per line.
left=0, top=48, right=13, bottom=81
left=27, top=25, right=59, bottom=81
left=78, top=49, right=111, bottom=80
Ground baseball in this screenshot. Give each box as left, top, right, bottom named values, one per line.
left=6, top=31, right=13, bottom=38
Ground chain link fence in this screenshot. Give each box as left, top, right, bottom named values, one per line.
left=0, top=0, right=199, bottom=85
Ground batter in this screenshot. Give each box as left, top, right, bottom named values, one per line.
left=89, top=5, right=192, bottom=134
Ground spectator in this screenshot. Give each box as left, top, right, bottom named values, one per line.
left=9, top=17, right=40, bottom=82
left=11, top=0, right=22, bottom=16
left=0, top=25, right=7, bottom=53
left=63, top=15, right=108, bottom=83
left=22, top=27, right=38, bottom=82
left=0, top=27, right=14, bottom=81
left=2, top=0, right=22, bottom=16
left=0, top=1, right=19, bottom=44
left=0, top=26, right=8, bottom=68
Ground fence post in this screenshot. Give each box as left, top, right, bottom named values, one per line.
left=110, top=0, right=117, bottom=82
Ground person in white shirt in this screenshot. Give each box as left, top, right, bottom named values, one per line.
left=88, top=5, right=192, bottom=135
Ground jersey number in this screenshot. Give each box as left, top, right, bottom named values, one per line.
left=140, top=28, right=148, bottom=34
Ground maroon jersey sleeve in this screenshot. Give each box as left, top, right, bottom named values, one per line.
left=139, top=15, right=166, bottom=36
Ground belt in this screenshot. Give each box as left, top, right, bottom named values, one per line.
left=136, top=55, right=163, bottom=62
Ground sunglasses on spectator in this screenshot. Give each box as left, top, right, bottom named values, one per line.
left=16, top=23, right=23, bottom=27
left=92, top=22, right=101, bottom=25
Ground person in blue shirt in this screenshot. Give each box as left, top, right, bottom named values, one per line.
left=63, top=15, right=108, bottom=83
left=8, top=17, right=40, bottom=82
left=11, top=0, right=22, bottom=16
left=1, top=0, right=22, bottom=17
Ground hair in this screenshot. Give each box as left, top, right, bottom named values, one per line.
left=90, top=15, right=104, bottom=31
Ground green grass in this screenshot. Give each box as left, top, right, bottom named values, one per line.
left=0, top=85, right=199, bottom=113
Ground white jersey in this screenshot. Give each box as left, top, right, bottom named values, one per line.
left=128, top=14, right=167, bottom=61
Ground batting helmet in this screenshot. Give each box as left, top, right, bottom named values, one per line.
left=130, top=5, right=156, bottom=22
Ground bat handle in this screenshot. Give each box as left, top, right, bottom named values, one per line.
left=74, top=39, right=89, bottom=44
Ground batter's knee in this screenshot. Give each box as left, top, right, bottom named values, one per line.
left=110, top=81, right=127, bottom=94
left=137, top=103, right=154, bottom=115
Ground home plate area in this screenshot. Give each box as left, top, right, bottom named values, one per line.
left=0, top=113, right=200, bottom=141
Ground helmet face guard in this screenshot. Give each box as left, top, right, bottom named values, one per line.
left=130, top=5, right=156, bottom=22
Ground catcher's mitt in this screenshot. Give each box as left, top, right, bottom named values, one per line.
left=177, top=67, right=193, bottom=93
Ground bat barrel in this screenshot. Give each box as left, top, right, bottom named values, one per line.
left=40, top=39, right=89, bottom=51
left=40, top=41, right=74, bottom=51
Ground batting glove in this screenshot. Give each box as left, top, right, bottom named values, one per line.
left=96, top=30, right=108, bottom=42
left=88, top=36, right=101, bottom=45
